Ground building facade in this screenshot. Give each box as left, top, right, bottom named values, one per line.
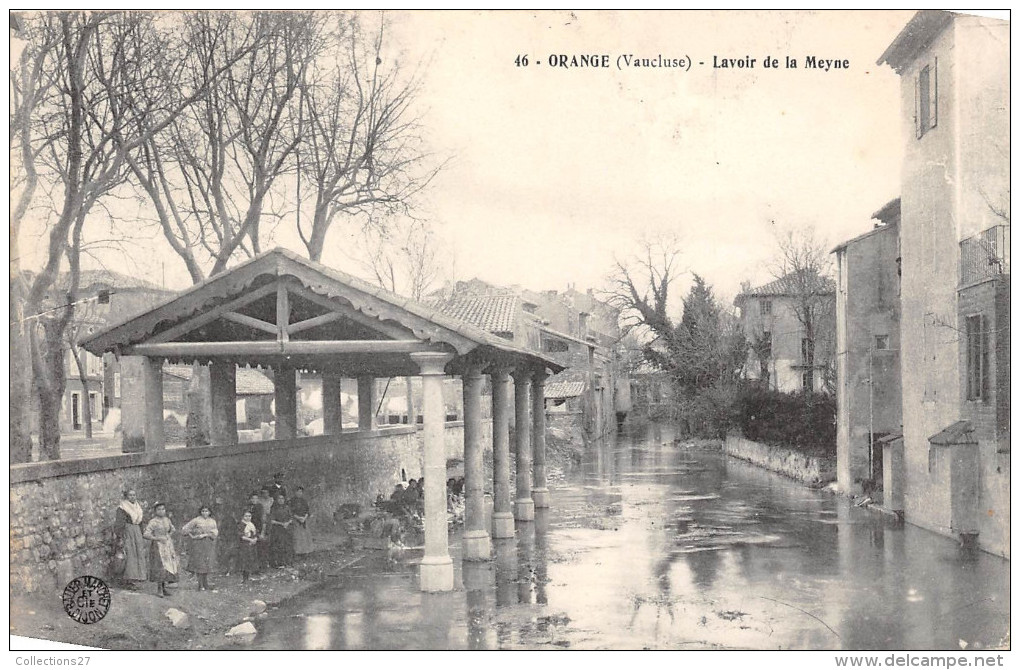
left=878, top=10, right=1009, bottom=556
left=833, top=200, right=903, bottom=494
left=734, top=273, right=836, bottom=394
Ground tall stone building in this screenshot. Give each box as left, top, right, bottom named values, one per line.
left=878, top=10, right=1009, bottom=556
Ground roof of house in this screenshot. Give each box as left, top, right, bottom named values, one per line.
left=877, top=10, right=954, bottom=74
left=429, top=294, right=519, bottom=337
left=70, top=269, right=166, bottom=293
left=163, top=364, right=277, bottom=395
left=928, top=420, right=977, bottom=447
left=545, top=380, right=586, bottom=400
left=83, top=248, right=564, bottom=374
left=735, top=270, right=836, bottom=301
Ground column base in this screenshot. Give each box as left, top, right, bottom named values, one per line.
left=514, top=498, right=535, bottom=521
left=419, top=556, right=455, bottom=592
left=532, top=487, right=550, bottom=508
left=492, top=512, right=515, bottom=539
left=462, top=530, right=492, bottom=561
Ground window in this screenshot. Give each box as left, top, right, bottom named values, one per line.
left=915, top=59, right=938, bottom=138
left=802, top=370, right=814, bottom=391
left=966, top=314, right=989, bottom=401
left=89, top=392, right=98, bottom=418
left=114, top=372, right=121, bottom=399
left=760, top=300, right=772, bottom=316
left=801, top=337, right=814, bottom=366
left=875, top=335, right=890, bottom=351
left=761, top=330, right=772, bottom=357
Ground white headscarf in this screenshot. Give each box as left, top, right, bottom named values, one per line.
left=119, top=499, right=144, bottom=525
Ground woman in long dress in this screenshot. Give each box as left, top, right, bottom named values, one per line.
left=290, top=487, right=313, bottom=557
left=113, top=489, right=147, bottom=588
left=142, top=502, right=179, bottom=597
left=268, top=493, right=293, bottom=568
left=180, top=505, right=218, bottom=590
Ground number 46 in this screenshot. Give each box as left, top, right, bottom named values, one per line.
left=515, top=54, right=529, bottom=67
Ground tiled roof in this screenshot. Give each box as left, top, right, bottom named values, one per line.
left=429, top=294, right=519, bottom=337
left=545, top=380, right=586, bottom=399
left=162, top=364, right=274, bottom=395
left=737, top=270, right=836, bottom=299
left=928, top=421, right=976, bottom=447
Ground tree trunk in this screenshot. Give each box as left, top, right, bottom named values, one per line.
left=32, top=317, right=69, bottom=461
left=68, top=344, right=93, bottom=438
left=9, top=297, right=33, bottom=464
left=405, top=376, right=415, bottom=424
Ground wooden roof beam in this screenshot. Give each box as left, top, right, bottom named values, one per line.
left=126, top=340, right=450, bottom=357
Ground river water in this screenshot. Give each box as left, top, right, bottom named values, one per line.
left=250, top=423, right=1009, bottom=650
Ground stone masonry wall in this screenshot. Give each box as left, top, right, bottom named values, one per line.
left=10, top=427, right=424, bottom=595
left=724, top=434, right=836, bottom=484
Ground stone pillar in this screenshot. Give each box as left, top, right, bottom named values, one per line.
left=410, top=351, right=455, bottom=592
left=513, top=368, right=534, bottom=522
left=490, top=365, right=515, bottom=539
left=461, top=364, right=491, bottom=561
left=357, top=375, right=377, bottom=431
left=209, top=361, right=237, bottom=446
left=531, top=370, right=550, bottom=508
left=274, top=362, right=297, bottom=440
left=119, top=356, right=146, bottom=453
left=142, top=357, right=165, bottom=451
left=322, top=369, right=343, bottom=436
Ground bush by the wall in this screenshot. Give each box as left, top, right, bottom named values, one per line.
left=732, top=384, right=835, bottom=457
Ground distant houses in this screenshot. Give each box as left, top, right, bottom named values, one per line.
left=734, top=272, right=836, bottom=394
left=833, top=10, right=1009, bottom=558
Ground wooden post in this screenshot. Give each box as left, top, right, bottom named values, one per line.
left=462, top=364, right=491, bottom=560
left=275, top=362, right=297, bottom=440
left=357, top=375, right=377, bottom=431
left=142, top=357, right=165, bottom=451
left=322, top=369, right=343, bottom=435
left=209, top=361, right=237, bottom=446
left=410, top=351, right=455, bottom=591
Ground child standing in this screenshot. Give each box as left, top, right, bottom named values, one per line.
left=237, top=511, right=259, bottom=583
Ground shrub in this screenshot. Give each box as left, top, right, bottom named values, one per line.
left=732, top=383, right=835, bottom=457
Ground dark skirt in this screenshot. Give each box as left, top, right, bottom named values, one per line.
left=269, top=526, right=293, bottom=566
left=148, top=545, right=178, bottom=583
left=120, top=523, right=148, bottom=582
left=187, top=537, right=217, bottom=574
left=237, top=541, right=259, bottom=573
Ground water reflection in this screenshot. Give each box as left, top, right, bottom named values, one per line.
left=251, top=422, right=1009, bottom=650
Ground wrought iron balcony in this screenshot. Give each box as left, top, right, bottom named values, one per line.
left=960, top=224, right=1010, bottom=286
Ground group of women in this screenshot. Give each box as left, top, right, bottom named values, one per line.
left=113, top=482, right=314, bottom=597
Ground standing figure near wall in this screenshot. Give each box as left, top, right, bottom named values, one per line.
left=268, top=493, right=294, bottom=567
left=181, top=505, right=219, bottom=590
left=290, top=487, right=313, bottom=557
left=113, top=489, right=148, bottom=588
left=143, top=502, right=179, bottom=597
left=237, top=511, right=259, bottom=583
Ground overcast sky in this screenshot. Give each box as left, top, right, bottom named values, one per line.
left=34, top=10, right=927, bottom=307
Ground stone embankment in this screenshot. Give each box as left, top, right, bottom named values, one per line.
left=723, top=433, right=835, bottom=485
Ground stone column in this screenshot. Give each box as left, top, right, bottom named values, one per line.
left=513, top=368, right=534, bottom=522
left=322, top=369, right=343, bottom=435
left=410, top=351, right=455, bottom=592
left=142, top=357, right=165, bottom=451
left=531, top=370, right=550, bottom=508
left=357, top=375, right=377, bottom=431
left=209, top=361, right=237, bottom=446
left=274, top=361, right=297, bottom=440
left=490, top=365, right=515, bottom=539
left=882, top=437, right=905, bottom=516
left=461, top=364, right=491, bottom=561
left=119, top=356, right=146, bottom=453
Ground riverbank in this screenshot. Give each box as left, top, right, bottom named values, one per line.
left=10, top=530, right=367, bottom=650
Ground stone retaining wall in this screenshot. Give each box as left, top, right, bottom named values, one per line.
left=9, top=427, right=427, bottom=595
left=724, top=434, right=836, bottom=484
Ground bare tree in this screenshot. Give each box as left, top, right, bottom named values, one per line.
left=10, top=11, right=252, bottom=460
left=296, top=13, right=440, bottom=262
left=126, top=12, right=317, bottom=282
left=770, top=227, right=836, bottom=394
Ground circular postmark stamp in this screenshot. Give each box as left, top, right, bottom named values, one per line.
left=61, top=575, right=111, bottom=624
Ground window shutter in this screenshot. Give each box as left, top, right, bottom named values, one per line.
left=930, top=57, right=938, bottom=130
left=914, top=73, right=922, bottom=138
